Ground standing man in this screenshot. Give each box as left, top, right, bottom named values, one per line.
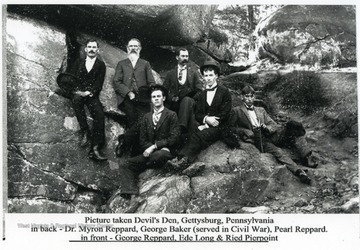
left=231, top=85, right=318, bottom=184
left=163, top=48, right=203, bottom=136
left=69, top=39, right=107, bottom=161
left=113, top=38, right=156, bottom=156
left=115, top=85, right=180, bottom=200
left=167, top=59, right=238, bottom=169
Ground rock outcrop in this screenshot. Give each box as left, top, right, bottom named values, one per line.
left=7, top=5, right=218, bottom=47
left=6, top=7, right=358, bottom=214
left=256, top=5, right=356, bottom=67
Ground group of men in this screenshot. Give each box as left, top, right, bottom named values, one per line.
left=61, top=38, right=318, bottom=203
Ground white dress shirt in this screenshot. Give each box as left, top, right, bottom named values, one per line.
left=178, top=65, right=187, bottom=85
left=85, top=57, right=96, bottom=72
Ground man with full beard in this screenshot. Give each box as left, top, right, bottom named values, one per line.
left=113, top=38, right=156, bottom=156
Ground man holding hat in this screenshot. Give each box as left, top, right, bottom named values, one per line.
left=64, top=39, right=107, bottom=161
left=166, top=58, right=236, bottom=169
left=115, top=85, right=180, bottom=200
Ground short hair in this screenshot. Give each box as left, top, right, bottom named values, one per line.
left=127, top=38, right=141, bottom=47
left=85, top=39, right=99, bottom=47
left=150, top=85, right=168, bottom=98
left=176, top=48, right=188, bottom=56
left=202, top=66, right=218, bottom=75
left=241, top=85, right=255, bottom=95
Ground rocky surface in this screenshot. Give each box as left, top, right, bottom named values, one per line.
left=7, top=5, right=217, bottom=47
left=6, top=8, right=358, bottom=214
left=256, top=5, right=356, bottom=67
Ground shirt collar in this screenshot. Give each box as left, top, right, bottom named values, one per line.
left=178, top=64, right=187, bottom=70
left=153, top=106, right=164, bottom=114
left=86, top=56, right=96, bottom=62
left=206, top=82, right=218, bottom=90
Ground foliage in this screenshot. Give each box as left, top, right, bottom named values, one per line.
left=278, top=71, right=331, bottom=114
left=213, top=5, right=282, bottom=63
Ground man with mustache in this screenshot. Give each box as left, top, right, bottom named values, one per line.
left=113, top=38, right=156, bottom=156
left=163, top=48, right=203, bottom=139
left=69, top=39, right=107, bottom=161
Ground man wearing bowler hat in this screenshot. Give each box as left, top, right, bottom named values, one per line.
left=166, top=58, right=238, bottom=169
left=63, top=39, right=107, bottom=161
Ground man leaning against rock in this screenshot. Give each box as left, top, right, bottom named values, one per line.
left=231, top=85, right=318, bottom=184
left=163, top=48, right=203, bottom=140
left=112, top=38, right=156, bottom=157
left=68, top=39, right=107, bottom=161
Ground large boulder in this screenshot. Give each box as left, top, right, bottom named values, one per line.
left=7, top=5, right=218, bottom=47
left=6, top=14, right=125, bottom=212
left=256, top=5, right=356, bottom=67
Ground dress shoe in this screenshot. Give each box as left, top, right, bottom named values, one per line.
left=115, top=134, right=125, bottom=157
left=79, top=131, right=90, bottom=147
left=304, top=152, right=318, bottom=168
left=165, top=156, right=191, bottom=171
left=89, top=145, right=107, bottom=161
left=295, top=169, right=311, bottom=185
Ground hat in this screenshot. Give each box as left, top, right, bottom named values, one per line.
left=136, top=86, right=152, bottom=103
left=56, top=72, right=80, bottom=94
left=200, top=59, right=220, bottom=76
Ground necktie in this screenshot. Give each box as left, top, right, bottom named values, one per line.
left=153, top=110, right=163, bottom=126
left=206, top=85, right=218, bottom=92
left=178, top=67, right=186, bottom=81
left=246, top=105, right=254, bottom=111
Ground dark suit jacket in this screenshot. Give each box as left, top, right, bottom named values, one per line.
left=140, top=107, right=180, bottom=153
left=232, top=103, right=279, bottom=142
left=112, top=58, right=155, bottom=105
left=195, top=84, right=232, bottom=126
left=163, top=65, right=203, bottom=100
left=70, top=58, right=106, bottom=96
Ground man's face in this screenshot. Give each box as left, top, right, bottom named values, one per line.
left=127, top=40, right=141, bottom=55
left=242, top=93, right=255, bottom=106
left=176, top=50, right=189, bottom=65
left=85, top=42, right=99, bottom=58
left=203, top=69, right=218, bottom=87
left=151, top=90, right=165, bottom=108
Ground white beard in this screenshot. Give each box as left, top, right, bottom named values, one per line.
left=128, top=53, right=139, bottom=62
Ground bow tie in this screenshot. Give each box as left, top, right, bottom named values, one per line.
left=246, top=105, right=254, bottom=111
left=206, top=86, right=218, bottom=92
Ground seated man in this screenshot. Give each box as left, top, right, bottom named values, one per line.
left=167, top=59, right=239, bottom=169
left=115, top=85, right=180, bottom=200
left=231, top=85, right=318, bottom=184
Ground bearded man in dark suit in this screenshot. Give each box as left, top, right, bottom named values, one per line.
left=113, top=38, right=156, bottom=156
left=69, top=39, right=107, bottom=161
left=163, top=48, right=203, bottom=136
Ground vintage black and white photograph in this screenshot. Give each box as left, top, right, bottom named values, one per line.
left=3, top=3, right=358, bottom=217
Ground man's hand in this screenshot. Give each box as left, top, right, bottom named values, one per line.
left=75, top=91, right=92, bottom=97
left=242, top=129, right=254, bottom=139
left=128, top=91, right=136, bottom=100
left=143, top=145, right=156, bottom=157
left=205, top=116, right=220, bottom=127
left=172, top=96, right=179, bottom=102
left=261, top=123, right=269, bottom=132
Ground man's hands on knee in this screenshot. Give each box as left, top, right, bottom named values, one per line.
left=143, top=144, right=156, bottom=157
